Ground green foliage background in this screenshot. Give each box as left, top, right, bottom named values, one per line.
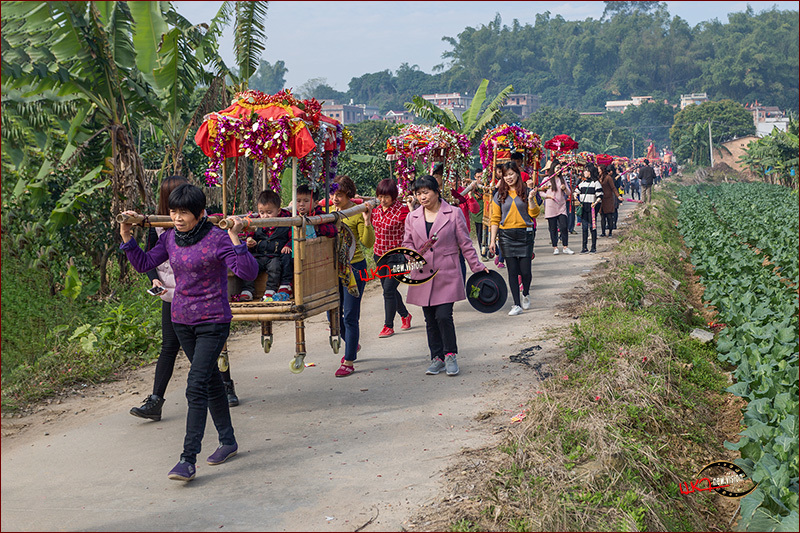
left=298, top=5, right=798, bottom=115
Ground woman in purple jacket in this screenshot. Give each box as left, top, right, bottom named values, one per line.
left=402, top=175, right=488, bottom=377
left=120, top=184, right=258, bottom=482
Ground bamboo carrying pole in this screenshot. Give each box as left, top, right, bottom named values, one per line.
left=291, top=157, right=304, bottom=307
left=216, top=198, right=378, bottom=229
left=222, top=161, right=228, bottom=217
left=115, top=200, right=378, bottom=230
left=115, top=214, right=224, bottom=226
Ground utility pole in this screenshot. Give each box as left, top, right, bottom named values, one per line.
left=632, top=137, right=635, bottom=159
left=708, top=121, right=714, bottom=167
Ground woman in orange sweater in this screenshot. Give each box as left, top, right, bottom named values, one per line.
left=488, top=161, right=541, bottom=316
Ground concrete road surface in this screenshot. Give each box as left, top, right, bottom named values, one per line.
left=1, top=202, right=634, bottom=531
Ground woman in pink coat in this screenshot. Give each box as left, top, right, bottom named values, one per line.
left=402, top=175, right=488, bottom=377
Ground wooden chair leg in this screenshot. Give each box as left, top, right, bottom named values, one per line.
left=261, top=321, right=273, bottom=353
left=290, top=320, right=306, bottom=374
left=218, top=342, right=229, bottom=372
left=329, top=306, right=341, bottom=354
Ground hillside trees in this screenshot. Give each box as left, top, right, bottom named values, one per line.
left=249, top=59, right=288, bottom=94
left=334, top=6, right=798, bottom=115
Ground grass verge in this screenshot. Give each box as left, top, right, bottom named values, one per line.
left=412, top=188, right=743, bottom=532
left=1, top=244, right=163, bottom=412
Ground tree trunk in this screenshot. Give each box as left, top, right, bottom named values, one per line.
left=98, top=245, right=114, bottom=294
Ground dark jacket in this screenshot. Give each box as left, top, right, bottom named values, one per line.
left=639, top=165, right=656, bottom=187
left=253, top=208, right=292, bottom=256
left=599, top=174, right=618, bottom=214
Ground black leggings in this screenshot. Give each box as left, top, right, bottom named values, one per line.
left=504, top=255, right=532, bottom=306
left=374, top=254, right=409, bottom=329
left=422, top=303, right=457, bottom=360
left=547, top=215, right=568, bottom=247
left=601, top=212, right=614, bottom=235
left=153, top=301, right=231, bottom=399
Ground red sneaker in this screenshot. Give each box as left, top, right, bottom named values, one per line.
left=335, top=364, right=355, bottom=377
left=378, top=326, right=394, bottom=338
left=401, top=314, right=412, bottom=330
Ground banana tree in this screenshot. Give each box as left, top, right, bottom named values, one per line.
left=579, top=130, right=621, bottom=155
left=404, top=78, right=515, bottom=142
left=129, top=2, right=228, bottom=177
left=2, top=1, right=150, bottom=215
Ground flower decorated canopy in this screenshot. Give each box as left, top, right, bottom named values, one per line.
left=384, top=124, right=471, bottom=197
left=544, top=134, right=579, bottom=153
left=195, top=89, right=346, bottom=190
left=479, top=123, right=542, bottom=170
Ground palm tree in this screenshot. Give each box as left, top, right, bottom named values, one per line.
left=404, top=79, right=515, bottom=142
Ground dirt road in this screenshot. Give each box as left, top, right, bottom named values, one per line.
left=1, top=202, right=634, bottom=531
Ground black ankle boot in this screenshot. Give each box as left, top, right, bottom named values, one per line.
left=224, top=381, right=239, bottom=407
left=130, top=394, right=164, bottom=421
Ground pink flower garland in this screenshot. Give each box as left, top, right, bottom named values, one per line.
left=203, top=115, right=293, bottom=192
left=385, top=124, right=470, bottom=197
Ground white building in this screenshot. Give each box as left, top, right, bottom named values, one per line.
left=605, top=95, right=655, bottom=113
left=680, top=92, right=709, bottom=110
left=421, top=93, right=473, bottom=121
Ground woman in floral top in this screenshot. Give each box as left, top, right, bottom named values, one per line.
left=370, top=178, right=412, bottom=338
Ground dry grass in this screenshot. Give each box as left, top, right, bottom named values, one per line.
left=409, top=191, right=744, bottom=532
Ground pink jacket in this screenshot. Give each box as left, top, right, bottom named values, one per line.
left=402, top=200, right=484, bottom=307
left=543, top=184, right=571, bottom=218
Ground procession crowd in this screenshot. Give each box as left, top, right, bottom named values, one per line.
left=117, top=157, right=666, bottom=482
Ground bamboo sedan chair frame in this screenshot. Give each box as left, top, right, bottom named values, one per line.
left=117, top=185, right=377, bottom=374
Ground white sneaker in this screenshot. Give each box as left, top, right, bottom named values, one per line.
left=508, top=305, right=523, bottom=316
left=553, top=248, right=559, bottom=255
left=521, top=295, right=530, bottom=310
left=563, top=247, right=575, bottom=255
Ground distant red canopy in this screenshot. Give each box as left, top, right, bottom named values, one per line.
left=596, top=153, right=614, bottom=166
left=544, top=134, right=579, bottom=153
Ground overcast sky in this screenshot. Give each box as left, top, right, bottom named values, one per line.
left=175, top=1, right=798, bottom=91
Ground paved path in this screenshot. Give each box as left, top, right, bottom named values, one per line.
left=1, top=202, right=634, bottom=531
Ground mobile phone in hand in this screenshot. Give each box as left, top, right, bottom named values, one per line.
left=147, top=286, right=165, bottom=296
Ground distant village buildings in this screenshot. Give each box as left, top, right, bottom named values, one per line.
left=421, top=93, right=473, bottom=121
left=746, top=101, right=791, bottom=136
left=383, top=110, right=415, bottom=124
left=321, top=102, right=364, bottom=124
left=502, top=93, right=540, bottom=118
left=679, top=92, right=710, bottom=109
left=321, top=90, right=542, bottom=126
left=604, top=95, right=656, bottom=113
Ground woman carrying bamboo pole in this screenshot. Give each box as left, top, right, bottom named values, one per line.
left=330, top=175, right=375, bottom=377
left=119, top=183, right=258, bottom=482
left=129, top=177, right=242, bottom=422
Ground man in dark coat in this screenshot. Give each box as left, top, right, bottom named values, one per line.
left=639, top=159, right=656, bottom=203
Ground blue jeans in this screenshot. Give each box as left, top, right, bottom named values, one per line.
left=339, top=259, right=367, bottom=362
left=172, top=322, right=235, bottom=465
left=568, top=210, right=576, bottom=232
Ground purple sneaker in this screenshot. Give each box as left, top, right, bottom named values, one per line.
left=167, top=460, right=196, bottom=481
left=207, top=443, right=238, bottom=465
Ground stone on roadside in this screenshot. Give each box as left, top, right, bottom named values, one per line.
left=690, top=328, right=715, bottom=343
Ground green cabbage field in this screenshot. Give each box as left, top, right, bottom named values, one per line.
left=678, top=182, right=799, bottom=531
